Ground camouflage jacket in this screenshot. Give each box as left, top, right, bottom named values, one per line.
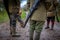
left=9, top=0, right=20, bottom=13
left=30, top=0, right=46, bottom=21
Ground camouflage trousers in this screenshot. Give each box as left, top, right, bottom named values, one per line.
left=10, top=13, right=23, bottom=35
left=10, top=13, right=23, bottom=27
left=29, top=20, right=45, bottom=40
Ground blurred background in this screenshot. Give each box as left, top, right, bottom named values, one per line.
left=0, top=0, right=27, bottom=23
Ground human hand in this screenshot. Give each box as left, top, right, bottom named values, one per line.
left=20, top=22, right=25, bottom=28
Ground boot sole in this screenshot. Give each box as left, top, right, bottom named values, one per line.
left=11, top=35, right=21, bottom=37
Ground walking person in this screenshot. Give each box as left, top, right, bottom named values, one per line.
left=3, top=0, right=24, bottom=36
left=45, top=0, right=59, bottom=30
left=27, top=0, right=46, bottom=40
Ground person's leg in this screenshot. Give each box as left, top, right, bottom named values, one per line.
left=45, top=17, right=50, bottom=29
left=51, top=16, right=55, bottom=30
left=34, top=21, right=44, bottom=40
left=29, top=20, right=36, bottom=40
left=10, top=14, right=16, bottom=35
left=34, top=31, right=40, bottom=40
left=9, top=13, right=21, bottom=37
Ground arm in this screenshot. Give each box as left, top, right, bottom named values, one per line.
left=23, top=0, right=41, bottom=28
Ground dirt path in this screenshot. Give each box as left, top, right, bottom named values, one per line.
left=0, top=22, right=30, bottom=40
left=0, top=21, right=60, bottom=40
left=40, top=22, right=60, bottom=40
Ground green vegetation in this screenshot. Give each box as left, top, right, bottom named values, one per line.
left=0, top=9, right=26, bottom=23
left=58, top=16, right=60, bottom=20
left=21, top=9, right=26, bottom=20
left=0, top=9, right=60, bottom=23
left=0, top=3, right=9, bottom=23
left=0, top=3, right=26, bottom=23
left=0, top=10, right=9, bottom=23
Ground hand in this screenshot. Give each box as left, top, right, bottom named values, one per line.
left=20, top=22, right=25, bottom=28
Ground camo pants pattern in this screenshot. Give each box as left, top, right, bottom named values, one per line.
left=10, top=14, right=16, bottom=27
left=29, top=20, right=45, bottom=40
left=10, top=13, right=23, bottom=27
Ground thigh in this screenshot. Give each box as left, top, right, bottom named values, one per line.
left=35, top=21, right=45, bottom=32
left=30, top=20, right=36, bottom=31
left=51, top=16, right=55, bottom=21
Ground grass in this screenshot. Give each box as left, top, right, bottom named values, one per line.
left=0, top=9, right=60, bottom=23
left=55, top=17, right=60, bottom=22
left=21, top=9, right=26, bottom=20
left=0, top=10, right=9, bottom=23
left=0, top=9, right=26, bottom=23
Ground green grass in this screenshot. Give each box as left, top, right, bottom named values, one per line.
left=21, top=9, right=26, bottom=20
left=0, top=9, right=26, bottom=23
left=0, top=10, right=9, bottom=23
left=58, top=16, right=60, bottom=21
left=0, top=9, right=60, bottom=23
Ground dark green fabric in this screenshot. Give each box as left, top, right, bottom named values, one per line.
left=29, top=20, right=45, bottom=40
left=30, top=20, right=44, bottom=32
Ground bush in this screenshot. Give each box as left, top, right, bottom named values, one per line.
left=21, top=9, right=26, bottom=20
left=0, top=10, right=9, bottom=23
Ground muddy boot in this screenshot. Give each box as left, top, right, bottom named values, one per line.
left=10, top=27, right=20, bottom=37
left=10, top=27, right=16, bottom=36
left=29, top=30, right=34, bottom=40
left=29, top=33, right=33, bottom=40
left=12, top=27, right=20, bottom=37
left=12, top=27, right=16, bottom=35
left=10, top=27, right=13, bottom=35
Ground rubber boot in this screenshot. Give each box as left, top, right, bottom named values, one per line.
left=10, top=27, right=13, bottom=35
left=29, top=30, right=34, bottom=40
left=10, top=27, right=16, bottom=36
left=33, top=31, right=40, bottom=40
left=10, top=27, right=21, bottom=37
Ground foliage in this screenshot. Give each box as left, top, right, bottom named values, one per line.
left=21, top=9, right=26, bottom=20
left=0, top=10, right=9, bottom=23
left=0, top=9, right=26, bottom=23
